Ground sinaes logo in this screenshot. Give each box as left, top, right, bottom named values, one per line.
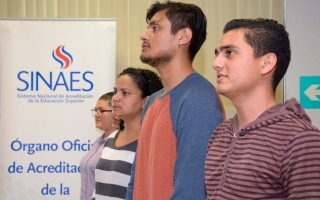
left=17, top=45, right=94, bottom=92
left=52, top=45, right=73, bottom=69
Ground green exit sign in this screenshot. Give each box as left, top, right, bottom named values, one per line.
left=300, top=76, right=320, bottom=109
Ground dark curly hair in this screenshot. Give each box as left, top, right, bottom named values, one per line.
left=119, top=67, right=163, bottom=98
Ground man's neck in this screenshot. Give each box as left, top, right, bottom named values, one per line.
left=232, top=90, right=276, bottom=129
left=156, top=60, right=194, bottom=94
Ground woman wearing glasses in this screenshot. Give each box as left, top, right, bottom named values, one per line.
left=94, top=67, right=163, bottom=199
left=80, top=92, right=120, bottom=200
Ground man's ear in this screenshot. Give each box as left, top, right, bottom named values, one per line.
left=178, top=28, right=192, bottom=45
left=261, top=53, right=277, bottom=75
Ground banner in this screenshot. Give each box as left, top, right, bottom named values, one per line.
left=0, top=19, right=116, bottom=199
left=284, top=0, right=320, bottom=128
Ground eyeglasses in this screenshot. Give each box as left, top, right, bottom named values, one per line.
left=91, top=108, right=112, bottom=116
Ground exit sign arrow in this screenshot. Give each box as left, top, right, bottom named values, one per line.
left=304, top=84, right=320, bottom=101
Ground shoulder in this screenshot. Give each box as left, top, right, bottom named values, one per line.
left=271, top=116, right=320, bottom=141
left=180, top=72, right=215, bottom=91
left=146, top=89, right=163, bottom=105
left=286, top=129, right=320, bottom=150
left=92, top=135, right=104, bottom=143
left=171, top=73, right=218, bottom=101
left=106, top=130, right=118, bottom=139
left=142, top=89, right=163, bottom=116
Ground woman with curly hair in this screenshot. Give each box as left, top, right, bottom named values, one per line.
left=94, top=67, right=163, bottom=200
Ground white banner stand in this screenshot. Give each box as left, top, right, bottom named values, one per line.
left=0, top=19, right=116, bottom=199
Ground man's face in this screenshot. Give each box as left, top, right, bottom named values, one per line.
left=212, top=29, right=264, bottom=100
left=140, top=10, right=178, bottom=67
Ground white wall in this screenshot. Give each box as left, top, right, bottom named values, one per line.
left=285, top=0, right=320, bottom=128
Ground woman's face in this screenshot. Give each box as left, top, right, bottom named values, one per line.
left=93, top=99, right=114, bottom=132
left=112, top=74, right=146, bottom=122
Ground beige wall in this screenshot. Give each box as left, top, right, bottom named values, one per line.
left=0, top=0, right=284, bottom=118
